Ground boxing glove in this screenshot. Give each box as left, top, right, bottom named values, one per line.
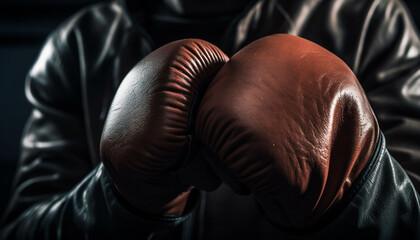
left=196, top=34, right=378, bottom=229
left=100, top=39, right=227, bottom=215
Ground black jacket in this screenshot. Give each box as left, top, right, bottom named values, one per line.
left=2, top=0, right=420, bottom=239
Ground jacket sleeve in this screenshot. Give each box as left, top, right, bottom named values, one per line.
left=0, top=20, right=195, bottom=239
left=355, top=0, right=420, bottom=189
left=266, top=133, right=420, bottom=239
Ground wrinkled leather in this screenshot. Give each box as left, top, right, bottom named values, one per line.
left=1, top=0, right=420, bottom=239
left=262, top=133, right=420, bottom=239
left=196, top=34, right=379, bottom=229
left=100, top=39, right=227, bottom=214
left=1, top=163, right=200, bottom=239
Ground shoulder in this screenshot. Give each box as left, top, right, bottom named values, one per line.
left=47, top=1, right=132, bottom=50
left=30, top=1, right=138, bottom=79
left=27, top=2, right=130, bottom=101
left=58, top=1, right=128, bottom=39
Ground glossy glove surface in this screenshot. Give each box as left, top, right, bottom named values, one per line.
left=101, top=39, right=227, bottom=215
left=196, top=34, right=379, bottom=228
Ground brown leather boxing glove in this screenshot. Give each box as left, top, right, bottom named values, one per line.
left=195, top=34, right=379, bottom=229
left=100, top=39, right=227, bottom=215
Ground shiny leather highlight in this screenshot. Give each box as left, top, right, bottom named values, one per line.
left=100, top=39, right=227, bottom=214
left=2, top=0, right=420, bottom=238
left=196, top=34, right=379, bottom=228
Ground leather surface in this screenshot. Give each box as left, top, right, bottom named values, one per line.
left=196, top=34, right=379, bottom=229
left=100, top=39, right=227, bottom=214
left=0, top=163, right=200, bottom=239
left=2, top=0, right=420, bottom=238
left=201, top=134, right=420, bottom=239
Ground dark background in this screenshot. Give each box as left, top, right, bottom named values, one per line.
left=0, top=0, right=419, bottom=217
